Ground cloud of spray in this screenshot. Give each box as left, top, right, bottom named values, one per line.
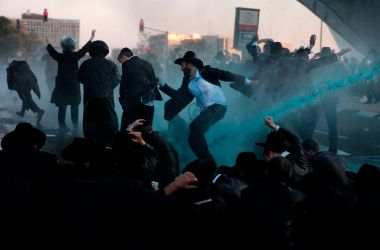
left=203, top=63, right=380, bottom=166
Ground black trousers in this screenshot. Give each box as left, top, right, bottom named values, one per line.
left=58, top=105, right=79, bottom=129
left=120, top=102, right=154, bottom=131
left=17, top=90, right=41, bottom=113
left=188, top=104, right=227, bottom=160
left=297, top=99, right=337, bottom=153
left=321, top=101, right=337, bottom=153
left=83, top=99, right=119, bottom=146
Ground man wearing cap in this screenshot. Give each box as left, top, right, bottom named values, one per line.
left=160, top=53, right=255, bottom=160
left=118, top=47, right=162, bottom=130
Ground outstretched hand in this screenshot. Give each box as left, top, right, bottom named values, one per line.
left=126, top=119, right=146, bottom=132
left=251, top=80, right=259, bottom=88
left=264, top=116, right=277, bottom=129
left=157, top=78, right=166, bottom=87
left=90, top=30, right=96, bottom=41
left=163, top=172, right=198, bottom=195
left=309, top=34, right=317, bottom=47
left=244, top=78, right=259, bottom=88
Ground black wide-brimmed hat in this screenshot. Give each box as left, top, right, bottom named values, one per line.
left=62, top=137, right=105, bottom=163
left=1, top=122, right=46, bottom=150
left=320, top=47, right=333, bottom=57
left=183, top=57, right=204, bottom=69
left=174, top=51, right=196, bottom=64
left=255, top=131, right=287, bottom=153
left=270, top=42, right=283, bottom=57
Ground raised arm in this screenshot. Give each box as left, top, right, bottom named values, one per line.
left=206, top=65, right=246, bottom=83
left=76, top=30, right=96, bottom=58
left=46, top=41, right=61, bottom=61
left=157, top=78, right=178, bottom=98
left=305, top=34, right=317, bottom=54
left=335, top=48, right=351, bottom=57
left=246, top=37, right=263, bottom=63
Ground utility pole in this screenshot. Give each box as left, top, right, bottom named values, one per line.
left=319, top=19, right=323, bottom=51
left=137, top=19, right=169, bottom=58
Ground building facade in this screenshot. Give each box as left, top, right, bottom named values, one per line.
left=20, top=10, right=80, bottom=49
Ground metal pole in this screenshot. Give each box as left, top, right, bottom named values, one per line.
left=320, top=19, right=323, bottom=51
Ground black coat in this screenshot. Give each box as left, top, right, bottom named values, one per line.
left=78, top=56, right=121, bottom=145
left=78, top=56, right=120, bottom=105
left=163, top=65, right=246, bottom=121
left=46, top=41, right=91, bottom=105
left=6, top=60, right=40, bottom=98
left=119, top=56, right=162, bottom=109
left=143, top=131, right=179, bottom=188
left=160, top=75, right=193, bottom=121
left=277, top=127, right=312, bottom=184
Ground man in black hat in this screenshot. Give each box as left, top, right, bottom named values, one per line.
left=78, top=40, right=120, bottom=146
left=118, top=47, right=162, bottom=130
left=160, top=54, right=256, bottom=160
left=158, top=51, right=196, bottom=120
left=256, top=117, right=311, bottom=184
left=0, top=122, right=58, bottom=176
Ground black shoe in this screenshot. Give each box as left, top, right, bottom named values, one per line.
left=37, top=110, right=45, bottom=124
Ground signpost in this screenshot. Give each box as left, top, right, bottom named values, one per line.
left=233, top=7, right=260, bottom=50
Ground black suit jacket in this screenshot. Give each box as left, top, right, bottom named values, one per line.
left=119, top=56, right=162, bottom=109
left=162, top=65, right=245, bottom=121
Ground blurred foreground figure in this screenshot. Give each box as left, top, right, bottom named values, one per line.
left=6, top=60, right=45, bottom=125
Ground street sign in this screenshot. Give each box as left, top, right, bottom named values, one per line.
left=233, top=7, right=260, bottom=50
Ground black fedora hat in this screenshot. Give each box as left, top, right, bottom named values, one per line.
left=320, top=47, right=333, bottom=57
left=255, top=131, right=287, bottom=153
left=270, top=42, right=283, bottom=56
left=183, top=57, right=204, bottom=69
left=1, top=122, right=46, bottom=150
left=62, top=137, right=104, bottom=163
left=174, top=50, right=196, bottom=64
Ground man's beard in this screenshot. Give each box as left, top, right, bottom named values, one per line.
left=183, top=68, right=191, bottom=76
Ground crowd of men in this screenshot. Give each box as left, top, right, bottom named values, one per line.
left=0, top=117, right=378, bottom=249
left=2, top=30, right=380, bottom=249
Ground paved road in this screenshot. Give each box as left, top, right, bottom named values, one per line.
left=313, top=91, right=380, bottom=171
left=0, top=89, right=379, bottom=172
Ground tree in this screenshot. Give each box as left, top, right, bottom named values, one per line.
left=0, top=16, right=42, bottom=62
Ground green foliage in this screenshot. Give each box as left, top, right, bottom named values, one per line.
left=0, top=16, right=42, bottom=61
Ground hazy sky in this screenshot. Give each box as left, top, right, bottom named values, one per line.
left=0, top=0, right=343, bottom=52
